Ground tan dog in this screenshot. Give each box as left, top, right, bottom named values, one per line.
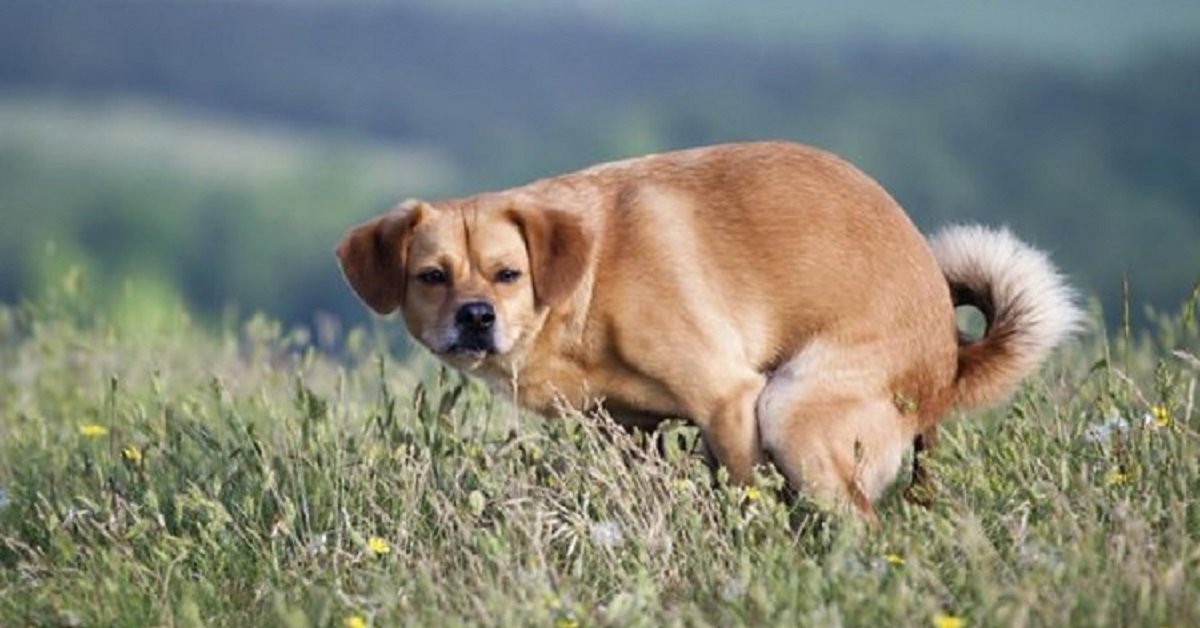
left=337, top=141, right=1081, bottom=519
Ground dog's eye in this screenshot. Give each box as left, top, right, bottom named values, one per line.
left=495, top=268, right=522, bottom=284
left=416, top=268, right=448, bottom=286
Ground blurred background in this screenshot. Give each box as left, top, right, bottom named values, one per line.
left=1, top=0, right=1198, bottom=336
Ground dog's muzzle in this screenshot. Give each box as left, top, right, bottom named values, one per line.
left=448, top=301, right=497, bottom=354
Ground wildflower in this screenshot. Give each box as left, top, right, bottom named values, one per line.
left=744, top=487, right=762, bottom=502
left=933, top=613, right=966, bottom=628
left=79, top=424, right=108, bottom=437
left=883, top=553, right=905, bottom=566
left=366, top=536, right=391, bottom=555
left=1149, top=404, right=1172, bottom=428
left=589, top=520, right=624, bottom=549
left=305, top=533, right=328, bottom=557
left=1082, top=411, right=1129, bottom=444
left=121, top=446, right=142, bottom=465
left=342, top=615, right=367, bottom=628
left=543, top=595, right=578, bottom=628
left=1105, top=468, right=1129, bottom=486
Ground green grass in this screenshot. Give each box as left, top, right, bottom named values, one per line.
left=1, top=282, right=1199, bottom=626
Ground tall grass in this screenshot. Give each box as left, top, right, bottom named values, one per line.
left=1, top=280, right=1198, bottom=626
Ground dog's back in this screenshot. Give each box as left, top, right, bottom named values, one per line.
left=525, top=141, right=959, bottom=402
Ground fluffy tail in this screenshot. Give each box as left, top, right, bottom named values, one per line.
left=929, top=225, right=1084, bottom=410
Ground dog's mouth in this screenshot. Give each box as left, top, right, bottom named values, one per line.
left=445, top=343, right=497, bottom=357
left=439, top=334, right=498, bottom=359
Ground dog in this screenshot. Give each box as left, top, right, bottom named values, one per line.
left=336, top=141, right=1081, bottom=519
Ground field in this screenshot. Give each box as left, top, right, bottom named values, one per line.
left=2, top=1, right=1199, bottom=624
left=1, top=280, right=1199, bottom=626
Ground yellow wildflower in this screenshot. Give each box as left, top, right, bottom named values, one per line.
left=554, top=616, right=579, bottom=628
left=366, top=536, right=391, bottom=555
left=121, top=446, right=142, bottom=464
left=884, top=553, right=905, bottom=566
left=79, top=424, right=108, bottom=437
left=1105, top=468, right=1128, bottom=486
left=744, top=487, right=762, bottom=502
left=1151, top=404, right=1171, bottom=428
left=933, top=613, right=967, bottom=628
left=541, top=593, right=559, bottom=610
left=342, top=615, right=367, bottom=628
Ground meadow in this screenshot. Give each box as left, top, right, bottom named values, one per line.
left=2, top=2, right=1199, bottom=624
left=1, top=275, right=1198, bottom=626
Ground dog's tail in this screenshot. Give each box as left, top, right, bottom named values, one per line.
left=929, top=225, right=1083, bottom=410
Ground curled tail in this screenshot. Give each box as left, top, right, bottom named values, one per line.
left=929, top=225, right=1083, bottom=410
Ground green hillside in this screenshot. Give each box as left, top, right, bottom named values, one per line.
left=0, top=0, right=1197, bottom=326
left=0, top=96, right=455, bottom=327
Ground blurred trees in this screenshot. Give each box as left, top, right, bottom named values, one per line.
left=0, top=1, right=1196, bottom=329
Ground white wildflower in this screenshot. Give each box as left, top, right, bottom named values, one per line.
left=589, top=520, right=624, bottom=549
left=1082, top=409, right=1129, bottom=444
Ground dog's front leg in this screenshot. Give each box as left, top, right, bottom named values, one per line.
left=681, top=373, right=767, bottom=485
left=607, top=307, right=767, bottom=485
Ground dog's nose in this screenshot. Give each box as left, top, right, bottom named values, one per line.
left=455, top=301, right=496, bottom=331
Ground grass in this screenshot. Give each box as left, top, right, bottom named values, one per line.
left=1, top=282, right=1199, bottom=627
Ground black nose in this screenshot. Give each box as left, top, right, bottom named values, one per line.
left=455, top=301, right=495, bottom=331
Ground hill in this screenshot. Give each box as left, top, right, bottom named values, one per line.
left=0, top=1, right=1197, bottom=327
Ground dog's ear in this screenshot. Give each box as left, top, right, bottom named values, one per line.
left=335, top=201, right=426, bottom=315
left=509, top=206, right=593, bottom=308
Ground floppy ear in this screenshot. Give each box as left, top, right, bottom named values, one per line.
left=335, top=201, right=426, bottom=315
left=509, top=207, right=593, bottom=308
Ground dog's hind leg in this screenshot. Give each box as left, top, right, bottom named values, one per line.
left=757, top=345, right=914, bottom=519
left=904, top=426, right=939, bottom=507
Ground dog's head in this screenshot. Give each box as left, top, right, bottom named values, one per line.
left=336, top=198, right=592, bottom=369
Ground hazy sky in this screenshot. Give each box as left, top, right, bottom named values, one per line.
left=424, top=0, right=1200, bottom=67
